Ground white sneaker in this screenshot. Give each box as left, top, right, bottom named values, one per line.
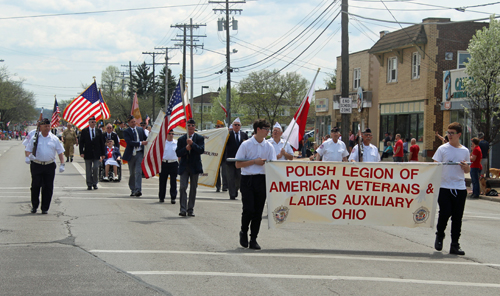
left=114, top=176, right=119, bottom=181
left=103, top=176, right=108, bottom=180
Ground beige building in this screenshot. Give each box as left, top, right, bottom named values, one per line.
left=314, top=49, right=379, bottom=147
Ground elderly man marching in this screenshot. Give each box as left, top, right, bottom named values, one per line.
left=62, top=123, right=78, bottom=162
left=348, top=128, right=381, bottom=162
left=267, top=122, right=293, bottom=160
left=315, top=127, right=348, bottom=162
left=25, top=118, right=65, bottom=214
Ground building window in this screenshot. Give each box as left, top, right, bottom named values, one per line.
left=457, top=51, right=470, bottom=69
left=387, top=57, right=398, bottom=83
left=353, top=68, right=361, bottom=89
left=412, top=52, right=421, bottom=79
left=380, top=113, right=423, bottom=142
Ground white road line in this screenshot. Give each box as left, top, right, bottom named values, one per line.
left=71, top=162, right=87, bottom=179
left=127, top=271, right=500, bottom=288
left=90, top=249, right=500, bottom=268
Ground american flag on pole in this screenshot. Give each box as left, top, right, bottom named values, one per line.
left=51, top=97, right=60, bottom=129
left=63, top=81, right=111, bottom=130
left=141, top=79, right=186, bottom=179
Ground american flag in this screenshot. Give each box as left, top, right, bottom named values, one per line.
left=51, top=98, right=60, bottom=129
left=141, top=79, right=186, bottom=179
left=63, top=81, right=110, bottom=130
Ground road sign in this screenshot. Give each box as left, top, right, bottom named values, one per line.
left=340, top=97, right=352, bottom=114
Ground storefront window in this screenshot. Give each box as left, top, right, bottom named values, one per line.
left=380, top=113, right=423, bottom=141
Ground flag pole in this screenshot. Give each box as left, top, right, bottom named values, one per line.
left=283, top=68, right=320, bottom=148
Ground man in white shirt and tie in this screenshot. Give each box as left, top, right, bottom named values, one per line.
left=158, top=130, right=178, bottom=204
left=79, top=116, right=105, bottom=190
left=224, top=118, right=249, bottom=200
left=267, top=122, right=293, bottom=160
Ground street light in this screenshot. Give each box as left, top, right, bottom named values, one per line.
left=201, top=86, right=209, bottom=130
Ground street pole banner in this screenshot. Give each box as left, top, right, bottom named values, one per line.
left=266, top=161, right=443, bottom=229
left=145, top=110, right=229, bottom=187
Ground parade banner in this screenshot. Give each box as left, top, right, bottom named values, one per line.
left=266, top=161, right=443, bottom=229
left=145, top=110, right=229, bottom=187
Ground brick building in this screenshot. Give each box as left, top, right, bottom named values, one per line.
left=368, top=17, right=488, bottom=159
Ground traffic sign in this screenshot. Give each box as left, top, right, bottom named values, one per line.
left=340, top=97, right=352, bottom=114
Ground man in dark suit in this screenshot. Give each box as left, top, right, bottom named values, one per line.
left=79, top=116, right=105, bottom=190
left=122, top=115, right=148, bottom=197
left=176, top=119, right=205, bottom=217
left=102, top=123, right=120, bottom=147
left=224, top=117, right=248, bottom=199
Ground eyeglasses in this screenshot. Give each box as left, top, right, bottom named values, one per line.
left=233, top=124, right=241, bottom=126
left=187, top=124, right=195, bottom=127
left=168, top=133, right=174, bottom=135
left=261, top=127, right=270, bottom=131
left=446, top=131, right=457, bottom=135
left=364, top=134, right=373, bottom=137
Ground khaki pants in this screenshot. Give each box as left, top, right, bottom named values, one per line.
left=64, top=142, right=75, bottom=158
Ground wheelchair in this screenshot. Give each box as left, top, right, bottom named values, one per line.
left=99, top=159, right=122, bottom=182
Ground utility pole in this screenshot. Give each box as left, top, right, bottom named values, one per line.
left=121, top=62, right=138, bottom=105
left=171, top=22, right=206, bottom=108
left=210, top=0, right=245, bottom=124
left=155, top=47, right=179, bottom=110
left=143, top=51, right=164, bottom=118
left=341, top=0, right=350, bottom=147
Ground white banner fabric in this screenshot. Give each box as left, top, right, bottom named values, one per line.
left=144, top=111, right=229, bottom=187
left=266, top=161, right=442, bottom=229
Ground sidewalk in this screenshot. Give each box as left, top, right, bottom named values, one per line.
left=465, top=173, right=500, bottom=203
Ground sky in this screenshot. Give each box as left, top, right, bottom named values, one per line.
left=0, top=0, right=498, bottom=111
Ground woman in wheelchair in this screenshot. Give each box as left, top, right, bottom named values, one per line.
left=104, top=139, right=121, bottom=181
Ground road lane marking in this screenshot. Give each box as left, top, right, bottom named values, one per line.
left=127, top=271, right=500, bottom=288
left=90, top=249, right=500, bottom=268
left=71, top=162, right=87, bottom=179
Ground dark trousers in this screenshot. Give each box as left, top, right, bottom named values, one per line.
left=226, top=162, right=241, bottom=198
left=159, top=161, right=178, bottom=201
left=85, top=159, right=100, bottom=186
left=30, top=162, right=56, bottom=211
left=179, top=167, right=199, bottom=214
left=470, top=167, right=480, bottom=196
left=240, top=174, right=267, bottom=240
left=216, top=159, right=228, bottom=191
left=436, top=188, right=467, bottom=244
left=393, top=156, right=403, bottom=162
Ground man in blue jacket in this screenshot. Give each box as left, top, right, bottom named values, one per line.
left=176, top=119, right=205, bottom=217
left=122, top=115, right=148, bottom=197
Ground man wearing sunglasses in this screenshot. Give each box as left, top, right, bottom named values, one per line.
left=176, top=119, right=205, bottom=217
left=224, top=117, right=248, bottom=200
left=348, top=128, right=380, bottom=162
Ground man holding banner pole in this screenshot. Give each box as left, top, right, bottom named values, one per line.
left=348, top=128, right=380, bottom=162
left=235, top=119, right=277, bottom=250
left=432, top=122, right=470, bottom=255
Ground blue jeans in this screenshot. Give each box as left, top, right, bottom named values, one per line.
left=470, top=167, right=480, bottom=196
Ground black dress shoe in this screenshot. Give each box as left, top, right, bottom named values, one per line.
left=188, top=213, right=195, bottom=217
left=159, top=199, right=164, bottom=203
left=135, top=192, right=142, bottom=197
left=216, top=189, right=220, bottom=192
left=93, top=185, right=98, bottom=190
left=66, top=157, right=69, bottom=162
left=87, top=186, right=92, bottom=190
left=41, top=211, right=48, bottom=214
left=222, top=189, right=228, bottom=192
left=239, top=231, right=248, bottom=248
left=70, top=157, right=73, bottom=162
left=31, top=208, right=37, bottom=214
left=179, top=212, right=187, bottom=217
left=249, top=239, right=261, bottom=250
left=230, top=197, right=236, bottom=200
left=171, top=200, right=176, bottom=204
left=435, top=235, right=444, bottom=251
left=130, top=192, right=135, bottom=197
left=450, top=244, right=465, bottom=255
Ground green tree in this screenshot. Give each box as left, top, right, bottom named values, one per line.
left=238, top=69, right=309, bottom=125
left=0, top=67, right=37, bottom=129
left=464, top=16, right=500, bottom=145
left=323, top=71, right=336, bottom=90
left=100, top=66, right=130, bottom=122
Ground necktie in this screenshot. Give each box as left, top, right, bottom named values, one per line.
left=91, top=128, right=94, bottom=140
left=235, top=132, right=239, bottom=144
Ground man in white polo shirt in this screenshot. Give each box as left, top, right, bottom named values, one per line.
left=235, top=119, right=277, bottom=250
left=315, top=126, right=348, bottom=162
left=348, top=128, right=380, bottom=162
left=25, top=118, right=65, bottom=214
left=267, top=122, right=293, bottom=160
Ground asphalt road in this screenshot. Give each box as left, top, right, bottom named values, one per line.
left=1, top=139, right=500, bottom=295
